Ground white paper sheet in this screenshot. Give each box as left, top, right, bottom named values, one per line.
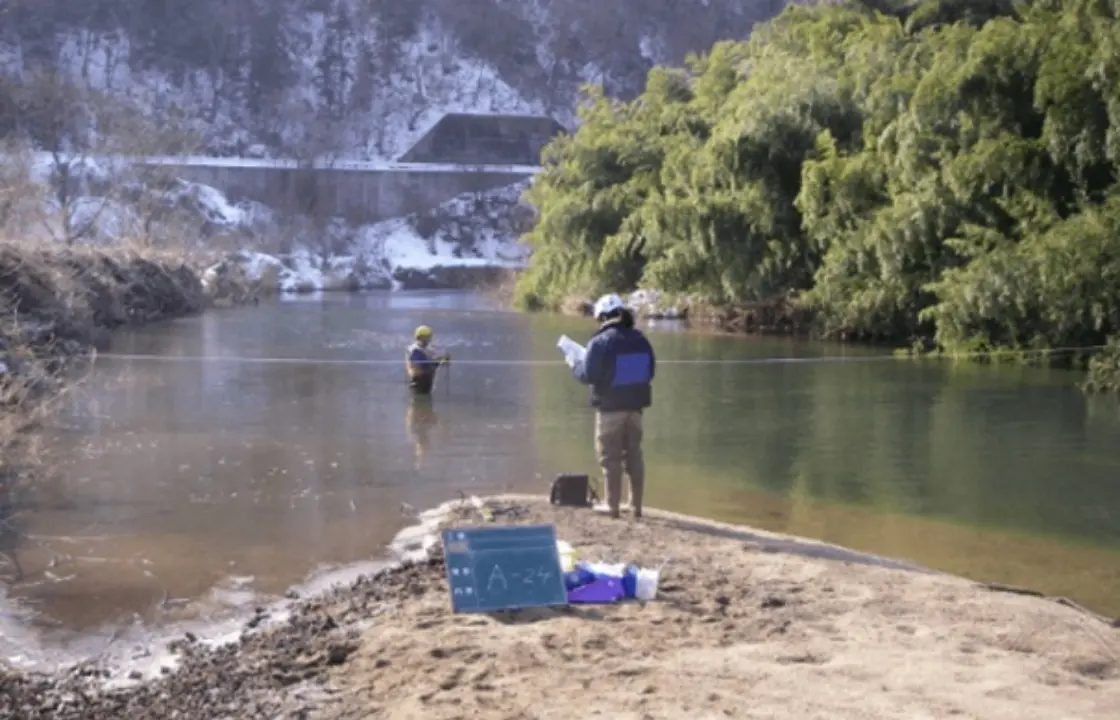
left=557, top=334, right=586, bottom=368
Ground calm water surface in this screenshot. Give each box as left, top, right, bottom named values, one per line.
left=3, top=291, right=1119, bottom=654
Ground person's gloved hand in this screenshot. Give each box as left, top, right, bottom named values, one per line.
left=439, top=353, right=451, bottom=365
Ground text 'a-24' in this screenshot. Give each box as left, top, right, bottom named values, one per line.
left=441, top=524, right=568, bottom=613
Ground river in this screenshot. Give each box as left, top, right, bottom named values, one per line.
left=4, top=290, right=1120, bottom=666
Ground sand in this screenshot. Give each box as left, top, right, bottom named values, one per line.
left=3, top=497, right=1118, bottom=718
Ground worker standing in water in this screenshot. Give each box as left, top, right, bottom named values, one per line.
left=406, top=325, right=450, bottom=394
left=571, top=294, right=655, bottom=519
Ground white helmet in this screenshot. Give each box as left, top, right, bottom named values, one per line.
left=592, top=293, right=625, bottom=319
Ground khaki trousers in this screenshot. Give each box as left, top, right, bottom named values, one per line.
left=595, top=410, right=644, bottom=515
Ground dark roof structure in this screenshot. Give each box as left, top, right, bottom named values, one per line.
left=399, top=113, right=566, bottom=165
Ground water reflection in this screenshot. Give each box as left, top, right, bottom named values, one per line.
left=406, top=395, right=440, bottom=468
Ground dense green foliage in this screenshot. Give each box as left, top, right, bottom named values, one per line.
left=518, top=0, right=1120, bottom=359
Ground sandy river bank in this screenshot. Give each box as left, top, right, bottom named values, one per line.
left=2, top=496, right=1118, bottom=718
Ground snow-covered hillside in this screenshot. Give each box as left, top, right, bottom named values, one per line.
left=27, top=25, right=546, bottom=161
left=0, top=0, right=779, bottom=160
left=195, top=178, right=532, bottom=293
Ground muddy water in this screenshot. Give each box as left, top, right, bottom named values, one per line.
left=4, top=291, right=1120, bottom=666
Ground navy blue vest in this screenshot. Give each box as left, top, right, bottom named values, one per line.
left=586, top=323, right=654, bottom=412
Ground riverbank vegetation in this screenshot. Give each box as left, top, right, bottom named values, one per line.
left=516, top=0, right=1120, bottom=382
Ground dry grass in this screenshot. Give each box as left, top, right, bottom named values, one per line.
left=0, top=238, right=211, bottom=345
left=684, top=293, right=812, bottom=334
left=560, top=292, right=594, bottom=316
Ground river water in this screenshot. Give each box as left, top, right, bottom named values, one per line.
left=4, top=291, right=1120, bottom=663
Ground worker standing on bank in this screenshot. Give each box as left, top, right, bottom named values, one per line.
left=571, top=294, right=655, bottom=519
left=406, top=325, right=450, bottom=394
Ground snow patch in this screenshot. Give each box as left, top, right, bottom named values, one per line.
left=362, top=180, right=532, bottom=280
left=7, top=142, right=530, bottom=287
left=201, top=179, right=531, bottom=293
left=178, top=182, right=252, bottom=227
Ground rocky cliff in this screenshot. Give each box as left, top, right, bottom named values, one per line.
left=0, top=0, right=787, bottom=159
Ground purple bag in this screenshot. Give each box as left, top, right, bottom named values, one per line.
left=567, top=577, right=625, bottom=603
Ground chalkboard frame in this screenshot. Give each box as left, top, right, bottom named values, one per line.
left=441, top=523, right=569, bottom=614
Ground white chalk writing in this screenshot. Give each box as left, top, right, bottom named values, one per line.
left=487, top=565, right=507, bottom=593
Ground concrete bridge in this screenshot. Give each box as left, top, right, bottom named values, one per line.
left=44, top=113, right=562, bottom=224
left=141, top=156, right=543, bottom=225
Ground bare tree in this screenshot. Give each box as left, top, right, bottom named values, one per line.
left=6, top=67, right=127, bottom=244
left=0, top=66, right=209, bottom=247
left=0, top=135, right=46, bottom=236
left=287, top=115, right=352, bottom=267
left=198, top=3, right=250, bottom=125
left=106, top=107, right=208, bottom=248
left=315, top=1, right=357, bottom=122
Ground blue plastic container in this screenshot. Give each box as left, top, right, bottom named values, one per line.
left=620, top=564, right=640, bottom=598
left=563, top=565, right=598, bottom=591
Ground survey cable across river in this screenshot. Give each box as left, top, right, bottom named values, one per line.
left=82, top=344, right=1108, bottom=367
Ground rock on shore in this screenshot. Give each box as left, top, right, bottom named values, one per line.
left=2, top=499, right=1117, bottom=719
left=558, top=289, right=690, bottom=321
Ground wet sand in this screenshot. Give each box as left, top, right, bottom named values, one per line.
left=3, top=496, right=1118, bottom=718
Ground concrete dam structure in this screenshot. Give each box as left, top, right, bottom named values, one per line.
left=160, top=161, right=536, bottom=225
left=137, top=113, right=565, bottom=224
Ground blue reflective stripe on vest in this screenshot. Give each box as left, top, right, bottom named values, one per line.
left=611, top=352, right=651, bottom=387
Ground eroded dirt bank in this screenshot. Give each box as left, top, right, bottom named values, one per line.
left=0, top=242, right=263, bottom=351
left=3, top=498, right=1117, bottom=719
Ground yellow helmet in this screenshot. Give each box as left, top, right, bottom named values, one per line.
left=414, top=325, right=433, bottom=340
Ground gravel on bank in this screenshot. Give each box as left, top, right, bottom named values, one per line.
left=3, top=497, right=1118, bottom=719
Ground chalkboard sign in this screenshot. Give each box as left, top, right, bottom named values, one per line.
left=441, top=524, right=568, bottom=613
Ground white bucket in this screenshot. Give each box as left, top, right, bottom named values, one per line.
left=634, top=568, right=659, bottom=600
